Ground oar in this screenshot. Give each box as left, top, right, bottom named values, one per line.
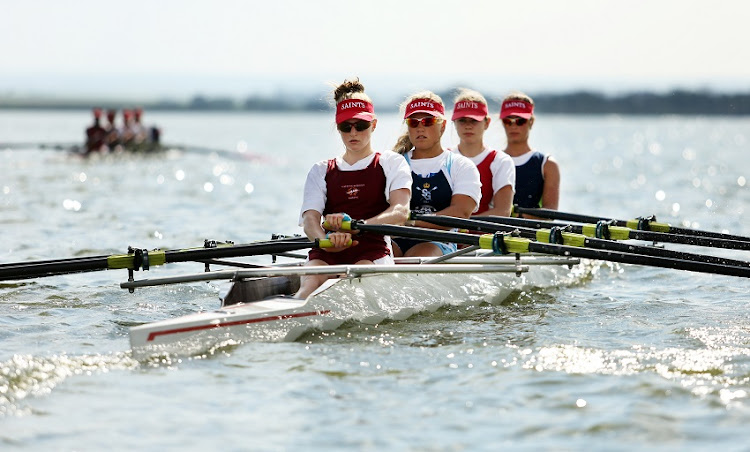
left=513, top=206, right=750, bottom=244
left=336, top=221, right=750, bottom=279
left=0, top=141, right=81, bottom=151
left=413, top=214, right=750, bottom=268
left=0, top=237, right=332, bottom=282
left=472, top=215, right=750, bottom=251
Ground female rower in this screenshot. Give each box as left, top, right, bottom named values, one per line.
left=449, top=88, right=515, bottom=217
left=296, top=78, right=412, bottom=299
left=500, top=92, right=560, bottom=214
left=392, top=91, right=481, bottom=257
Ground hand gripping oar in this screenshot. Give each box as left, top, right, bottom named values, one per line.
left=413, top=214, right=750, bottom=268
left=513, top=206, right=750, bottom=244
left=336, top=220, right=750, bottom=279
left=472, top=215, right=750, bottom=252
left=0, top=237, right=337, bottom=282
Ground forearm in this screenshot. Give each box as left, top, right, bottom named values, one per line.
left=476, top=186, right=513, bottom=217
left=301, top=212, right=326, bottom=240
left=365, top=203, right=409, bottom=226
left=416, top=195, right=476, bottom=229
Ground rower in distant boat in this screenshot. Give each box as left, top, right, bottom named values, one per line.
left=296, top=78, right=412, bottom=299
left=131, top=108, right=149, bottom=148
left=449, top=88, right=516, bottom=217
left=119, top=109, right=137, bottom=148
left=500, top=92, right=560, bottom=217
left=104, top=109, right=121, bottom=150
left=392, top=92, right=481, bottom=257
left=85, top=108, right=107, bottom=154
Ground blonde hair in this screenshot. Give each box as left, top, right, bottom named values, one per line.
left=502, top=91, right=535, bottom=112
left=453, top=87, right=488, bottom=107
left=392, top=91, right=445, bottom=155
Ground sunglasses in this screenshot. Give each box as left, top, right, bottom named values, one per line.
left=337, top=120, right=372, bottom=133
left=502, top=117, right=528, bottom=126
left=405, top=117, right=442, bottom=128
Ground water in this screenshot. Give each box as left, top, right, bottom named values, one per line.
left=2, top=110, right=750, bottom=450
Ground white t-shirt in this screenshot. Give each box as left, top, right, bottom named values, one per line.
left=449, top=147, right=516, bottom=195
left=405, top=149, right=481, bottom=211
left=299, top=151, right=412, bottom=224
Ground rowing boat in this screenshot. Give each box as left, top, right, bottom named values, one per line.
left=127, top=254, right=586, bottom=357
left=5, top=208, right=749, bottom=359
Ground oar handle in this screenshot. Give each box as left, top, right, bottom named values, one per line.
left=316, top=238, right=352, bottom=248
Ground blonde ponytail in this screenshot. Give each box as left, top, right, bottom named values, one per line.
left=392, top=132, right=413, bottom=155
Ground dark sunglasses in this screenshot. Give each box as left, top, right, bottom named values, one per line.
left=337, top=120, right=372, bottom=133
left=405, top=117, right=442, bottom=128
left=502, top=117, right=528, bottom=126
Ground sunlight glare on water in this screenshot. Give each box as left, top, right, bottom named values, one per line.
left=1, top=111, right=750, bottom=449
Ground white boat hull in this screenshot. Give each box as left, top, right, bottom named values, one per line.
left=129, top=256, right=590, bottom=357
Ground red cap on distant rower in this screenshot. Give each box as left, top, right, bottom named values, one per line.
left=134, top=108, right=143, bottom=118
left=335, top=99, right=375, bottom=124
left=499, top=100, right=534, bottom=119
left=404, top=98, right=445, bottom=118
left=451, top=100, right=488, bottom=121
left=107, top=109, right=116, bottom=119
left=93, top=108, right=102, bottom=118
left=123, top=109, right=132, bottom=117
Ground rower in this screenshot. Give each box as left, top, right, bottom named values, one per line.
left=449, top=88, right=516, bottom=217
left=499, top=92, right=560, bottom=217
left=296, top=78, right=412, bottom=299
left=119, top=109, right=136, bottom=147
left=391, top=92, right=481, bottom=257
left=132, top=107, right=149, bottom=148
left=85, top=108, right=107, bottom=154
left=104, top=109, right=120, bottom=150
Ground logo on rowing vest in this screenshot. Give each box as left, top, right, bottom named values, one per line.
left=343, top=184, right=363, bottom=199
left=419, top=182, right=438, bottom=202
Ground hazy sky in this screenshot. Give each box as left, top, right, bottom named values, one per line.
left=3, top=0, right=749, bottom=99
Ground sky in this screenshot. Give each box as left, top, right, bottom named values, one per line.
left=2, top=0, right=749, bottom=102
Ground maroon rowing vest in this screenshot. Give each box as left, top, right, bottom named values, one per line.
left=308, top=153, right=391, bottom=264
left=475, top=150, right=497, bottom=214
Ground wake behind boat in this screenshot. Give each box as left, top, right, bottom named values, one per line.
left=126, top=254, right=586, bottom=357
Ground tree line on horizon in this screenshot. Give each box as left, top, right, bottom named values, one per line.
left=2, top=89, right=749, bottom=115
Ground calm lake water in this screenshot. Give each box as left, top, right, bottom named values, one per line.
left=2, top=109, right=750, bottom=450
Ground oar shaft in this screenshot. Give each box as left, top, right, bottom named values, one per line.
left=0, top=256, right=112, bottom=281
left=416, top=215, right=750, bottom=268
left=163, top=241, right=317, bottom=264
left=0, top=239, right=318, bottom=282
left=474, top=215, right=750, bottom=251
left=527, top=241, right=750, bottom=278
left=514, top=206, right=750, bottom=244
left=513, top=207, right=609, bottom=224
left=352, top=222, right=480, bottom=246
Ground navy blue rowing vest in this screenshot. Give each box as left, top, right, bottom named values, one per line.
left=394, top=153, right=454, bottom=254
left=407, top=152, right=453, bottom=214
left=514, top=151, right=545, bottom=208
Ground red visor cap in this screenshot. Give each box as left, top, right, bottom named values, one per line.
left=451, top=101, right=489, bottom=121
left=336, top=99, right=375, bottom=124
left=404, top=98, right=445, bottom=118
left=499, top=100, right=534, bottom=119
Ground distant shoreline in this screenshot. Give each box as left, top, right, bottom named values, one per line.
left=1, top=89, right=749, bottom=115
